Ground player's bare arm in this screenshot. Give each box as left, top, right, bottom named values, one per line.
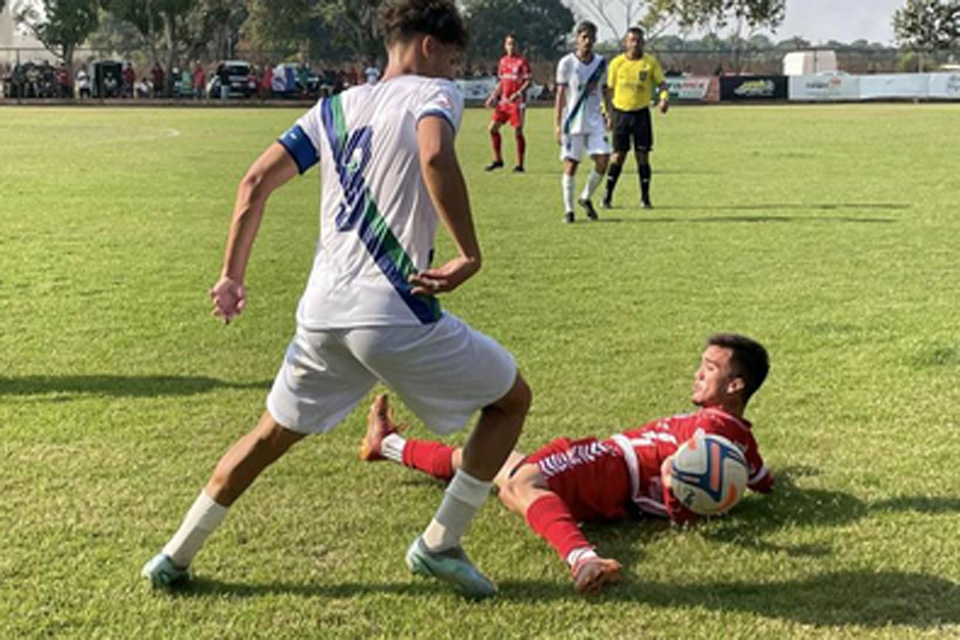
left=410, top=116, right=481, bottom=296
left=603, top=84, right=614, bottom=130
left=485, top=82, right=502, bottom=108
left=553, top=84, right=567, bottom=144
left=657, top=81, right=670, bottom=114
left=510, top=78, right=530, bottom=103
left=211, top=143, right=299, bottom=324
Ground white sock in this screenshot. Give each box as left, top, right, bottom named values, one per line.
left=381, top=433, right=406, bottom=463
left=581, top=170, right=603, bottom=201
left=422, top=470, right=492, bottom=552
left=566, top=547, right=598, bottom=568
left=562, top=174, right=575, bottom=213
left=162, top=490, right=228, bottom=568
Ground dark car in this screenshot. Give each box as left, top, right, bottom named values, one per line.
left=208, top=60, right=256, bottom=99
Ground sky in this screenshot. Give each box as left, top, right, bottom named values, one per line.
left=580, top=0, right=906, bottom=46
left=776, top=0, right=903, bottom=45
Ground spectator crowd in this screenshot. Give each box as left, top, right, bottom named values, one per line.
left=0, top=58, right=379, bottom=101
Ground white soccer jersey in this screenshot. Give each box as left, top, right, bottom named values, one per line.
left=555, top=52, right=607, bottom=136
left=277, top=75, right=464, bottom=329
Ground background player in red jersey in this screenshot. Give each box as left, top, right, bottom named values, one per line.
left=484, top=33, right=531, bottom=173
left=361, top=333, right=773, bottom=593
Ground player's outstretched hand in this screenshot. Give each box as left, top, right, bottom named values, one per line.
left=408, top=256, right=479, bottom=296
left=209, top=276, right=247, bottom=324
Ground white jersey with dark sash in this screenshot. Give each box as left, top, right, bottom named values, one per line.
left=277, top=76, right=464, bottom=329
left=556, top=52, right=607, bottom=136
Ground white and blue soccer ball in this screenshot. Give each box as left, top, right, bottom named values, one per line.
left=669, top=432, right=748, bottom=516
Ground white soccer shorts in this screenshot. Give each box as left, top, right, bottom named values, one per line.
left=560, top=131, right=611, bottom=162
left=266, top=313, right=517, bottom=436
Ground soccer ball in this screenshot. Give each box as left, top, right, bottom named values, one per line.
left=669, top=432, right=748, bottom=516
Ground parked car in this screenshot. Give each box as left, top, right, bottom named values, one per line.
left=207, top=60, right=256, bottom=99
left=270, top=63, right=322, bottom=98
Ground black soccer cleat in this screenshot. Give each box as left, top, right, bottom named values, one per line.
left=485, top=160, right=504, bottom=172
left=601, top=196, right=613, bottom=210
left=563, top=211, right=575, bottom=224
left=641, top=198, right=653, bottom=210
left=578, top=198, right=599, bottom=221
left=512, top=165, right=525, bottom=173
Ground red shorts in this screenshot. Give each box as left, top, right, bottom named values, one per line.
left=491, top=102, right=525, bottom=128
left=524, top=437, right=632, bottom=522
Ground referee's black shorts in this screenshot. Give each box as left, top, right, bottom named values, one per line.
left=611, top=107, right=653, bottom=153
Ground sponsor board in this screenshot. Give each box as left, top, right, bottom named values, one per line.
left=720, top=76, right=787, bottom=101
left=928, top=73, right=960, bottom=99
left=665, top=76, right=714, bottom=101
left=788, top=74, right=860, bottom=101
left=858, top=74, right=928, bottom=100
left=455, top=77, right=498, bottom=103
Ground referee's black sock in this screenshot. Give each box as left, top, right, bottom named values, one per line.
left=639, top=163, right=652, bottom=203
left=604, top=162, right=622, bottom=202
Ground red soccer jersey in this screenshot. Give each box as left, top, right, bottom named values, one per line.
left=606, top=407, right=772, bottom=523
left=497, top=54, right=531, bottom=104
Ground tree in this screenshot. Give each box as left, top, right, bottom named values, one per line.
left=244, top=0, right=380, bottom=64
left=570, top=0, right=652, bottom=38
left=893, top=0, right=960, bottom=70
left=645, top=0, right=784, bottom=72
left=14, top=0, right=100, bottom=75
left=106, top=0, right=210, bottom=95
left=465, top=0, right=574, bottom=62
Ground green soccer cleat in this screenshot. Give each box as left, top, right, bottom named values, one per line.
left=141, top=553, right=190, bottom=589
left=406, top=537, right=498, bottom=599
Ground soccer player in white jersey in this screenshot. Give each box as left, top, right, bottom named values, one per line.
left=554, top=21, right=613, bottom=224
left=141, top=0, right=531, bottom=599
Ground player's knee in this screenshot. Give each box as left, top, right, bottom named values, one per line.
left=504, top=374, right=532, bottom=418
left=497, top=476, right=524, bottom=514
left=489, top=122, right=500, bottom=134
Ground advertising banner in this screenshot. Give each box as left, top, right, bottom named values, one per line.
left=720, top=76, right=787, bottom=101
left=788, top=74, right=860, bottom=101
left=858, top=74, right=928, bottom=100
left=927, top=73, right=960, bottom=99
left=455, top=77, right=497, bottom=104
left=665, top=76, right=714, bottom=102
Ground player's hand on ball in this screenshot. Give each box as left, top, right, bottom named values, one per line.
left=209, top=276, right=247, bottom=324
left=409, top=256, right=479, bottom=296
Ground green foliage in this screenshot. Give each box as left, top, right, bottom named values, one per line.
left=464, top=0, right=575, bottom=62
left=243, top=0, right=380, bottom=63
left=14, top=0, right=100, bottom=64
left=2, top=104, right=960, bottom=638
left=645, top=0, right=785, bottom=35
left=893, top=0, right=960, bottom=52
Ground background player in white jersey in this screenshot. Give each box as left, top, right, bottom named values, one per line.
left=141, top=0, right=531, bottom=599
left=554, top=21, right=613, bottom=224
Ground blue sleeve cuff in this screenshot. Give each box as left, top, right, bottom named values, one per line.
left=277, top=124, right=318, bottom=174
left=417, top=109, right=457, bottom=133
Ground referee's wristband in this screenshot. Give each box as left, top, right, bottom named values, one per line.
left=658, top=90, right=669, bottom=102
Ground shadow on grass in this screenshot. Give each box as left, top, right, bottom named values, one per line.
left=177, top=570, right=959, bottom=628
left=0, top=375, right=270, bottom=398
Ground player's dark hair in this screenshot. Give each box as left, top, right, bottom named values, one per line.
left=379, top=0, right=468, bottom=49
left=626, top=26, right=645, bottom=40
left=707, top=333, right=769, bottom=402
left=575, top=21, right=598, bottom=38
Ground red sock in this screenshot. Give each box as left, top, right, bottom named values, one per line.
left=525, top=494, right=591, bottom=561
left=491, top=130, right=503, bottom=163
left=401, top=439, right=455, bottom=481
left=515, top=133, right=525, bottom=167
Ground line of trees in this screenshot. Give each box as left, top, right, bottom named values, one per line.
left=7, top=0, right=960, bottom=97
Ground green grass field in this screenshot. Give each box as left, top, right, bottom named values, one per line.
left=2, top=102, right=960, bottom=639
